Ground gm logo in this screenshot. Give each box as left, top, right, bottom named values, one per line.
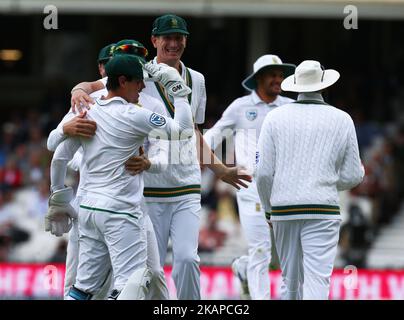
left=172, top=84, right=183, bottom=92
left=149, top=113, right=166, bottom=127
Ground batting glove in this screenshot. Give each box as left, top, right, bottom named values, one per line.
left=143, top=62, right=191, bottom=97
left=45, top=186, right=77, bottom=237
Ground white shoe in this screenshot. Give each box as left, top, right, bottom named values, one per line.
left=231, top=256, right=251, bottom=300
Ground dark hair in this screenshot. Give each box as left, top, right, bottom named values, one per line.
left=98, top=59, right=110, bottom=67
left=106, top=74, right=134, bottom=91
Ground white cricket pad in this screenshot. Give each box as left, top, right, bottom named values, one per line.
left=117, top=267, right=153, bottom=300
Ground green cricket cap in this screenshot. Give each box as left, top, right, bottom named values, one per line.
left=151, top=14, right=189, bottom=36
left=104, top=54, right=144, bottom=80
left=98, top=43, right=115, bottom=63
left=112, top=39, right=148, bottom=63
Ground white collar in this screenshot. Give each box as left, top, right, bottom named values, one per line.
left=251, top=90, right=283, bottom=107
left=96, top=96, right=129, bottom=106
left=297, top=92, right=324, bottom=102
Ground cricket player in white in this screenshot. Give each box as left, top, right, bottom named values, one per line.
left=47, top=40, right=169, bottom=300
left=204, top=55, right=295, bottom=299
left=256, top=60, right=365, bottom=300
left=69, top=14, right=252, bottom=300
left=133, top=15, right=250, bottom=300
left=45, top=55, right=194, bottom=299
left=46, top=44, right=111, bottom=299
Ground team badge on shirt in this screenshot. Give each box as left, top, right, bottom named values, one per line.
left=149, top=113, right=166, bottom=127
left=246, top=109, right=258, bottom=121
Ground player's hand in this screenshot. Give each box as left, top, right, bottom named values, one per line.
left=63, top=111, right=97, bottom=138
left=125, top=147, right=151, bottom=175
left=217, top=166, right=252, bottom=190
left=45, top=209, right=73, bottom=237
left=45, top=187, right=77, bottom=237
left=143, top=62, right=191, bottom=97
left=71, top=88, right=94, bottom=113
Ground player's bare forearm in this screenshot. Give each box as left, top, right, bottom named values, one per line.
left=195, top=126, right=221, bottom=170
left=195, top=127, right=252, bottom=189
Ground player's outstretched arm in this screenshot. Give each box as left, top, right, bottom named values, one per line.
left=197, top=127, right=252, bottom=190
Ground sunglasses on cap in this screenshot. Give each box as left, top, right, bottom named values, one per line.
left=114, top=44, right=148, bottom=58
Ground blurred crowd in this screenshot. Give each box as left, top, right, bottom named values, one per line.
left=1, top=97, right=403, bottom=268
left=0, top=108, right=69, bottom=262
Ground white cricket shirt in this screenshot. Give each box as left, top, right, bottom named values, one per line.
left=51, top=95, right=193, bottom=214
left=140, top=58, right=207, bottom=202
left=47, top=88, right=169, bottom=198
left=204, top=91, right=294, bottom=202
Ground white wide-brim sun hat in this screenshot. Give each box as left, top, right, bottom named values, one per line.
left=242, top=54, right=296, bottom=91
left=281, top=60, right=340, bottom=93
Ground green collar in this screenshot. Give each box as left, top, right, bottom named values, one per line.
left=154, top=67, right=193, bottom=118
left=293, top=100, right=330, bottom=105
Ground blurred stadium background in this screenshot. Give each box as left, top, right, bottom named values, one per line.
left=1, top=0, right=404, bottom=299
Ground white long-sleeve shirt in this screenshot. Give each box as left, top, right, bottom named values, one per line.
left=93, top=62, right=206, bottom=202
left=51, top=95, right=193, bottom=215
left=140, top=58, right=207, bottom=202
left=204, top=91, right=294, bottom=202
left=47, top=90, right=169, bottom=198
left=256, top=92, right=364, bottom=221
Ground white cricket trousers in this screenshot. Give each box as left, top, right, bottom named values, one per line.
left=64, top=213, right=168, bottom=299
left=272, top=219, right=341, bottom=300
left=74, top=206, right=147, bottom=295
left=143, top=213, right=170, bottom=300
left=236, top=196, right=271, bottom=300
left=147, top=198, right=201, bottom=300
left=64, top=197, right=82, bottom=299
left=64, top=196, right=112, bottom=299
